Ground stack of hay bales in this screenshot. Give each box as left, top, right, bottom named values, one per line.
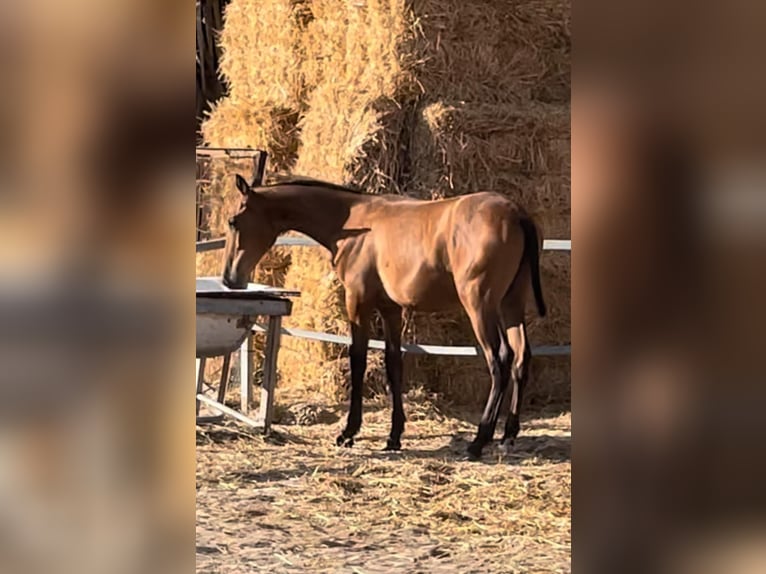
left=200, top=0, right=306, bottom=171
left=407, top=103, right=570, bottom=407
left=409, top=0, right=570, bottom=410
left=201, top=0, right=571, bottom=408
left=198, top=0, right=309, bottom=287
left=281, top=0, right=570, bottom=407
left=402, top=0, right=570, bottom=408
left=276, top=0, right=417, bottom=400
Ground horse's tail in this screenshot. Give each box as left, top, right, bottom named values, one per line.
left=519, top=217, right=547, bottom=318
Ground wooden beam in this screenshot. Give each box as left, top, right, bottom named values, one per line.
left=196, top=357, right=206, bottom=416
left=252, top=152, right=268, bottom=186
left=195, top=147, right=264, bottom=159
left=196, top=297, right=292, bottom=317
left=259, top=316, right=282, bottom=433
left=239, top=333, right=254, bottom=414
left=196, top=394, right=263, bottom=428
left=216, top=353, right=231, bottom=404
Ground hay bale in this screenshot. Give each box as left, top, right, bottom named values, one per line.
left=299, top=0, right=413, bottom=96
left=407, top=100, right=571, bottom=346
left=413, top=101, right=570, bottom=183
left=391, top=2, right=572, bottom=336
left=527, top=355, right=570, bottom=407
left=200, top=0, right=309, bottom=171
left=530, top=252, right=570, bottom=346
left=293, top=0, right=415, bottom=191
left=218, top=0, right=307, bottom=108
left=411, top=0, right=571, bottom=104
left=295, top=90, right=411, bottom=195
left=201, top=100, right=301, bottom=172
left=400, top=100, right=570, bottom=408
left=410, top=101, right=570, bottom=232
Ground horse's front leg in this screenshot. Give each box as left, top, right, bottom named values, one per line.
left=336, top=292, right=370, bottom=448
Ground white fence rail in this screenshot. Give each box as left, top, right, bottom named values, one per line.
left=253, top=323, right=570, bottom=357
left=198, top=235, right=571, bottom=357
left=197, top=235, right=571, bottom=253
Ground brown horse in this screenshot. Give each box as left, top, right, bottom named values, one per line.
left=223, top=175, right=546, bottom=459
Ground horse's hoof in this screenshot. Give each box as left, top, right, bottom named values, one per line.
left=466, top=442, right=483, bottom=461
left=383, top=439, right=401, bottom=451
left=336, top=434, right=354, bottom=448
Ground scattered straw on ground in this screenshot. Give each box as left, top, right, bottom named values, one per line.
left=196, top=398, right=570, bottom=573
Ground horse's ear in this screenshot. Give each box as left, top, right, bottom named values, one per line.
left=235, top=174, right=251, bottom=197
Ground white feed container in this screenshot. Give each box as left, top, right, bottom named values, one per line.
left=195, top=277, right=296, bottom=357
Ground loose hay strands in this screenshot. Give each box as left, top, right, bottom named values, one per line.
left=197, top=406, right=571, bottom=572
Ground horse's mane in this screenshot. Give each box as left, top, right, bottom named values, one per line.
left=262, top=175, right=363, bottom=195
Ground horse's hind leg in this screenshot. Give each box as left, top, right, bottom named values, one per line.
left=461, top=289, right=512, bottom=460
left=380, top=305, right=405, bottom=451
left=500, top=281, right=532, bottom=453
left=500, top=322, right=531, bottom=453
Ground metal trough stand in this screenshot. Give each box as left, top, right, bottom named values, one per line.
left=195, top=277, right=298, bottom=432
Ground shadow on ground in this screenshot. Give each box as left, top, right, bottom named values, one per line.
left=365, top=432, right=570, bottom=465
left=197, top=423, right=569, bottom=485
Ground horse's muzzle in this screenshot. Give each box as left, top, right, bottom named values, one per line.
left=222, top=272, right=246, bottom=290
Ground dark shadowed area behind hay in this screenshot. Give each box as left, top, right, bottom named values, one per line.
left=196, top=398, right=571, bottom=574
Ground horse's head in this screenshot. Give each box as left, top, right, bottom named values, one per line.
left=222, top=175, right=277, bottom=289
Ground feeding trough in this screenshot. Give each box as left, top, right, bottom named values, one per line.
left=196, top=277, right=297, bottom=356
left=196, top=277, right=298, bottom=430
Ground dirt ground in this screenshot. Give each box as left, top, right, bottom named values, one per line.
left=196, top=398, right=570, bottom=573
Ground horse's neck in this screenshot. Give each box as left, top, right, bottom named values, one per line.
left=268, top=186, right=361, bottom=251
